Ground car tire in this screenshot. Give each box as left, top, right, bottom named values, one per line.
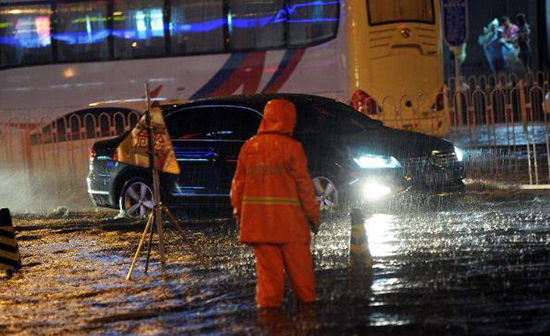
left=311, top=174, right=342, bottom=212
left=118, top=178, right=154, bottom=219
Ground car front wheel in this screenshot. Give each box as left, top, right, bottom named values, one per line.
left=119, top=178, right=154, bottom=219
left=311, top=175, right=340, bottom=211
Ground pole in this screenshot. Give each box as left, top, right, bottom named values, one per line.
left=144, top=217, right=154, bottom=274
left=145, top=83, right=166, bottom=269
left=349, top=208, right=372, bottom=268
left=127, top=83, right=209, bottom=279
left=454, top=46, right=463, bottom=127
left=126, top=211, right=154, bottom=280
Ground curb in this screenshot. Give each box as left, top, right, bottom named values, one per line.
left=465, top=178, right=550, bottom=191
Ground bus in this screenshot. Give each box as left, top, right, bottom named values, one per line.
left=0, top=0, right=447, bottom=136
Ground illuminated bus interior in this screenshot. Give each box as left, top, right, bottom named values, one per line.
left=0, top=0, right=339, bottom=69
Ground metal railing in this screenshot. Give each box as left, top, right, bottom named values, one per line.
left=0, top=112, right=139, bottom=211
left=446, top=71, right=550, bottom=185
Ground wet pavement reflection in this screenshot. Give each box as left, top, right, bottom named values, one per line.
left=1, top=190, right=550, bottom=335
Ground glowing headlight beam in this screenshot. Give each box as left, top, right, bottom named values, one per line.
left=454, top=146, right=464, bottom=161
left=353, top=154, right=402, bottom=169
left=362, top=181, right=391, bottom=201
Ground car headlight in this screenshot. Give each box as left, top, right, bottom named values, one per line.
left=362, top=181, right=392, bottom=201
left=454, top=146, right=464, bottom=161
left=353, top=154, right=402, bottom=169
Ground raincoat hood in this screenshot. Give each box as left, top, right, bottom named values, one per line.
left=258, top=99, right=296, bottom=136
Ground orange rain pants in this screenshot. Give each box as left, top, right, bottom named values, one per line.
left=231, top=98, right=320, bottom=308
left=254, top=243, right=315, bottom=308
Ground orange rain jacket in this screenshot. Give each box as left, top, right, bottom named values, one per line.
left=230, top=99, right=320, bottom=244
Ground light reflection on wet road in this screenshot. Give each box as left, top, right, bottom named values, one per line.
left=1, top=190, right=550, bottom=335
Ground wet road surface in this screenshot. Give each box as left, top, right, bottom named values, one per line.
left=1, top=189, right=550, bottom=335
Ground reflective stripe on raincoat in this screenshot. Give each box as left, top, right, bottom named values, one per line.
left=230, top=99, right=320, bottom=244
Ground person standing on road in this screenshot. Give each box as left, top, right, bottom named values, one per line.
left=231, top=98, right=320, bottom=309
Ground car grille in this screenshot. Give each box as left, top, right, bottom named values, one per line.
left=429, top=151, right=458, bottom=167
left=403, top=151, right=460, bottom=185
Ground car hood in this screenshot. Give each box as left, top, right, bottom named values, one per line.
left=340, top=127, right=455, bottom=160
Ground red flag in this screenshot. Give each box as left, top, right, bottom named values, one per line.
left=149, top=85, right=163, bottom=108
left=149, top=84, right=163, bottom=98
left=115, top=106, right=180, bottom=175
left=141, top=85, right=163, bottom=101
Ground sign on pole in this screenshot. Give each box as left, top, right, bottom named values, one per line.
left=115, top=104, right=180, bottom=175
left=443, top=0, right=468, bottom=126
left=442, top=0, right=468, bottom=48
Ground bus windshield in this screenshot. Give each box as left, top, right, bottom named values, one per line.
left=367, top=0, right=434, bottom=26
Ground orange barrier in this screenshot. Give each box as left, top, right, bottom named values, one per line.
left=0, top=208, right=21, bottom=274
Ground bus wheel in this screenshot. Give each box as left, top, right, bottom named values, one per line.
left=119, top=178, right=154, bottom=219
left=312, top=175, right=340, bottom=212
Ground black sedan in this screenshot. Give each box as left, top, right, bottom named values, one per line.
left=87, top=94, right=465, bottom=218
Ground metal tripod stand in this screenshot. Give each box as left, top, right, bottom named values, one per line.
left=125, top=83, right=209, bottom=280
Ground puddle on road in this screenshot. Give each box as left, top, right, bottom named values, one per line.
left=1, top=192, right=550, bottom=334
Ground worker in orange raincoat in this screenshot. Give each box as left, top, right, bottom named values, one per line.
left=230, top=98, right=320, bottom=308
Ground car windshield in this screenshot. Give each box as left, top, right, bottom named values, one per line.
left=294, top=100, right=381, bottom=136
left=295, top=101, right=381, bottom=136
left=334, top=104, right=381, bottom=134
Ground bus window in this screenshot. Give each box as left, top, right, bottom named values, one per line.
left=227, top=0, right=285, bottom=50
left=55, top=1, right=109, bottom=62
left=367, top=0, right=434, bottom=26
left=170, top=0, right=225, bottom=55
left=0, top=4, right=52, bottom=68
left=288, top=0, right=340, bottom=47
left=113, top=0, right=165, bottom=59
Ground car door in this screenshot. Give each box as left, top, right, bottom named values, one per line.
left=205, top=105, right=262, bottom=195
left=165, top=106, right=226, bottom=197
left=165, top=104, right=262, bottom=199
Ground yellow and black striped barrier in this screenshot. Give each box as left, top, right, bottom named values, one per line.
left=0, top=208, right=21, bottom=273
left=349, top=208, right=373, bottom=268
